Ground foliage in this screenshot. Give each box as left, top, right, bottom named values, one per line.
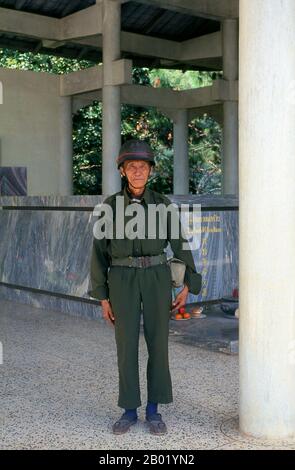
left=0, top=48, right=93, bottom=73
left=73, top=102, right=103, bottom=195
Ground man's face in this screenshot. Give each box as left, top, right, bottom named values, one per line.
left=121, top=160, right=152, bottom=188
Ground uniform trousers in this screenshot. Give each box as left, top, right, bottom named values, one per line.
left=108, top=262, right=173, bottom=409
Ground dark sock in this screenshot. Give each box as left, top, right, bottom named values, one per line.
left=146, top=401, right=158, bottom=417
left=124, top=408, right=137, bottom=420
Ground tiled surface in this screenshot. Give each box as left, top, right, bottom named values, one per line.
left=1, top=298, right=294, bottom=450
left=219, top=416, right=295, bottom=450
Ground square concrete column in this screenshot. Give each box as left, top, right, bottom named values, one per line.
left=239, top=0, right=295, bottom=439
left=102, top=0, right=121, bottom=194
left=59, top=96, right=73, bottom=195
left=173, top=109, right=189, bottom=194
left=222, top=19, right=239, bottom=196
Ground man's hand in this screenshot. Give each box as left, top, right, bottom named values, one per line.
left=101, top=299, right=115, bottom=327
left=171, top=284, right=189, bottom=311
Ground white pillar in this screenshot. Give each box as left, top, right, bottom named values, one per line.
left=222, top=19, right=238, bottom=196
left=173, top=109, right=189, bottom=194
left=239, top=0, right=295, bottom=439
left=59, top=96, right=73, bottom=195
left=102, top=0, right=121, bottom=195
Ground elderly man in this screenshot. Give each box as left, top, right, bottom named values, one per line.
left=89, top=139, right=201, bottom=435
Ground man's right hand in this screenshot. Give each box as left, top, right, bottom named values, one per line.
left=101, top=299, right=115, bottom=327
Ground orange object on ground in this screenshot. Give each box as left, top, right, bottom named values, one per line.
left=175, top=313, right=183, bottom=320
left=182, top=312, right=191, bottom=319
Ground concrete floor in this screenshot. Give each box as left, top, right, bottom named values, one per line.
left=0, top=298, right=295, bottom=450
left=169, top=302, right=238, bottom=354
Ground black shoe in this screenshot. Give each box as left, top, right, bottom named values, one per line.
left=112, top=412, right=138, bottom=435
left=145, top=413, right=167, bottom=435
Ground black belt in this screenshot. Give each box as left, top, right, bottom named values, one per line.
left=111, top=253, right=167, bottom=268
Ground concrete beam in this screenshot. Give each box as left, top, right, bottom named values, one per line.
left=188, top=104, right=223, bottom=124
left=75, top=30, right=222, bottom=62
left=42, top=40, right=67, bottom=49
left=71, top=82, right=229, bottom=108
left=60, top=59, right=132, bottom=96
left=73, top=88, right=177, bottom=111
left=182, top=57, right=222, bottom=70
left=61, top=3, right=102, bottom=40
left=211, top=78, right=238, bottom=101
left=0, top=7, right=59, bottom=40
left=160, top=105, right=223, bottom=123
left=106, top=58, right=133, bottom=86
left=121, top=84, right=179, bottom=108
left=121, top=31, right=181, bottom=61
left=0, top=5, right=222, bottom=63
left=73, top=102, right=224, bottom=129
left=158, top=103, right=223, bottom=125
left=60, top=66, right=103, bottom=97
left=181, top=32, right=222, bottom=61
left=73, top=94, right=225, bottom=126
left=120, top=84, right=222, bottom=109
left=0, top=4, right=102, bottom=41
left=135, top=0, right=239, bottom=20
left=180, top=86, right=219, bottom=108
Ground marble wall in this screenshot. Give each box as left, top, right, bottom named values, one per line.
left=167, top=209, right=239, bottom=304
left=0, top=167, right=27, bottom=196
left=0, top=195, right=238, bottom=317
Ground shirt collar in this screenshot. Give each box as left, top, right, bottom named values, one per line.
left=123, top=184, right=152, bottom=207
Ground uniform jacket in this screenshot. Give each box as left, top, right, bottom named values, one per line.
left=89, top=185, right=202, bottom=300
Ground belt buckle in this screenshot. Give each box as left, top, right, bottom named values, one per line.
left=134, top=256, right=151, bottom=268
left=135, top=256, right=145, bottom=268
left=143, top=256, right=151, bottom=268
left=133, top=256, right=140, bottom=268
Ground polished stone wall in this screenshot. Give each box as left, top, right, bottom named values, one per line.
left=0, top=167, right=27, bottom=196
left=0, top=195, right=238, bottom=317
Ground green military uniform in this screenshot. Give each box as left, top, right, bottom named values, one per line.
left=89, top=184, right=202, bottom=409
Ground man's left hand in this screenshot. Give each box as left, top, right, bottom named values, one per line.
left=171, top=284, right=189, bottom=311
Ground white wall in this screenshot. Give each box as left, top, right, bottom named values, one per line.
left=0, top=68, right=72, bottom=195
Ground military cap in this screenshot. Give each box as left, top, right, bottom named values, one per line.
left=116, top=139, right=155, bottom=169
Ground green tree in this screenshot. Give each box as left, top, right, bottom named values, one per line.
left=0, top=48, right=222, bottom=195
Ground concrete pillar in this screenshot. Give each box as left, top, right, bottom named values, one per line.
left=102, top=0, right=121, bottom=195
left=59, top=96, right=73, bottom=195
left=173, top=109, right=189, bottom=194
left=222, top=19, right=238, bottom=196
left=239, top=0, right=295, bottom=439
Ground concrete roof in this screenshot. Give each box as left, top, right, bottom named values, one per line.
left=0, top=0, right=222, bottom=70
left=0, top=0, right=95, bottom=18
